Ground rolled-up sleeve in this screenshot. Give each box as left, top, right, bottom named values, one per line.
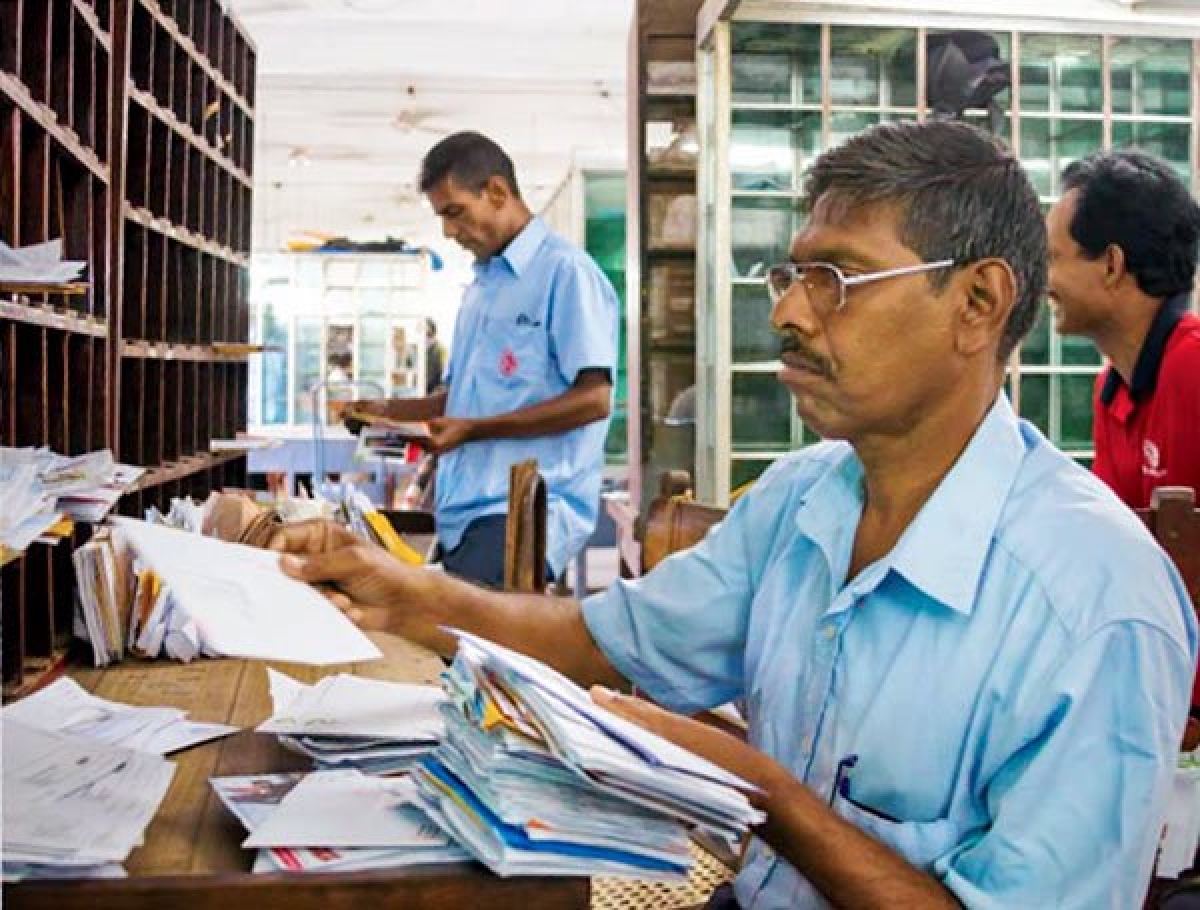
left=547, top=256, right=618, bottom=386
left=581, top=486, right=784, bottom=714
left=936, top=617, right=1195, bottom=909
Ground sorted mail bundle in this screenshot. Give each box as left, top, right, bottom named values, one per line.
left=260, top=669, right=445, bottom=775
left=411, top=631, right=764, bottom=879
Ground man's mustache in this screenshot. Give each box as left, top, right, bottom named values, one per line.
left=776, top=331, right=832, bottom=376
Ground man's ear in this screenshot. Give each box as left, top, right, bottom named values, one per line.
left=1102, top=243, right=1128, bottom=291
left=956, top=258, right=1016, bottom=357
left=483, top=175, right=510, bottom=208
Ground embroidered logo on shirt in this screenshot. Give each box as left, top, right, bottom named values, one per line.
left=1143, top=439, right=1168, bottom=478
left=499, top=347, right=518, bottom=377
left=515, top=313, right=541, bottom=327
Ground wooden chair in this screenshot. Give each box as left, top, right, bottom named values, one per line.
left=505, top=459, right=548, bottom=593
left=1138, top=487, right=1200, bottom=612
left=1137, top=486, right=1200, bottom=751
left=640, top=471, right=728, bottom=574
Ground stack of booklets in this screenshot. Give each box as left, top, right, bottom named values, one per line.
left=260, top=669, right=446, bottom=775
left=71, top=517, right=382, bottom=667
left=211, top=771, right=469, bottom=874
left=412, top=631, right=764, bottom=879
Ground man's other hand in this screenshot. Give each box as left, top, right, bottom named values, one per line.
left=590, top=687, right=783, bottom=800
left=425, top=416, right=473, bottom=454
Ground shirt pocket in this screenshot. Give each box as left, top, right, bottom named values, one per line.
left=480, top=319, right=548, bottom=390
left=834, top=794, right=959, bottom=871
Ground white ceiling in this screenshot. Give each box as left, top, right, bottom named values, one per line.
left=226, top=0, right=635, bottom=251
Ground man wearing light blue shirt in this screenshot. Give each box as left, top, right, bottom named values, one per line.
left=347, top=132, right=618, bottom=587
left=280, top=121, right=1196, bottom=908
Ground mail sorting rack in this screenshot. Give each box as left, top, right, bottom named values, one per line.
left=0, top=0, right=256, bottom=699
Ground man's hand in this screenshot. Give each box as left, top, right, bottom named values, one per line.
left=277, top=534, right=442, bottom=635
left=425, top=416, right=474, bottom=454
left=591, top=688, right=784, bottom=799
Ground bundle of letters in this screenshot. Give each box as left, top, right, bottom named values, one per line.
left=72, top=517, right=382, bottom=667
left=211, top=771, right=469, bottom=873
left=259, top=669, right=446, bottom=775
left=412, top=631, right=764, bottom=879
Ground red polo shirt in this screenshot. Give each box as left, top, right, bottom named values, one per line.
left=1092, top=295, right=1200, bottom=511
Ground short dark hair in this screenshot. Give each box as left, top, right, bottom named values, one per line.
left=1062, top=149, right=1200, bottom=300
left=803, top=119, right=1047, bottom=360
left=418, top=131, right=521, bottom=197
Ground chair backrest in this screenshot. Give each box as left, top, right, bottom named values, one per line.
left=505, top=459, right=547, bottom=592
left=1137, top=487, right=1200, bottom=611
left=640, top=471, right=728, bottom=574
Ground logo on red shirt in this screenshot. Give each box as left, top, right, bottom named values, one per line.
left=499, top=347, right=518, bottom=377
left=1142, top=439, right=1168, bottom=478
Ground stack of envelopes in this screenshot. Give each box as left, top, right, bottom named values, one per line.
left=412, top=631, right=764, bottom=879
left=260, top=669, right=446, bottom=774
left=211, top=771, right=470, bottom=873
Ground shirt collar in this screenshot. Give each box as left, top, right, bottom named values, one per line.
left=1100, top=293, right=1191, bottom=406
left=794, top=394, right=1025, bottom=617
left=886, top=394, right=1025, bottom=615
left=493, top=216, right=547, bottom=278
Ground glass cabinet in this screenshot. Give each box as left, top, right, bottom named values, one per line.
left=696, top=3, right=1199, bottom=505
left=247, top=252, right=432, bottom=431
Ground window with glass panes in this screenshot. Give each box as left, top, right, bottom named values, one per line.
left=705, top=22, right=1195, bottom=499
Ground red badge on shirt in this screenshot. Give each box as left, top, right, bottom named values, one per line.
left=499, top=347, right=518, bottom=377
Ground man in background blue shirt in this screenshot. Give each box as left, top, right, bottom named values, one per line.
left=348, top=132, right=618, bottom=587
left=278, top=121, right=1196, bottom=908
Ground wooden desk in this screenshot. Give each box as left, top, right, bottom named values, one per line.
left=7, top=633, right=590, bottom=910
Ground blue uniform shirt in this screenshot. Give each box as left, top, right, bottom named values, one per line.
left=583, top=395, right=1196, bottom=909
left=436, top=217, right=618, bottom=576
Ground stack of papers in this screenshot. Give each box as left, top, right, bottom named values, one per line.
left=72, top=531, right=129, bottom=665
left=3, top=721, right=175, bottom=880
left=0, top=238, right=86, bottom=286
left=212, top=771, right=470, bottom=873
left=411, top=631, right=764, bottom=879
left=2, top=677, right=237, bottom=755
left=261, top=670, right=445, bottom=774
left=103, top=518, right=383, bottom=665
left=0, top=449, right=62, bottom=557
left=143, top=496, right=206, bottom=532
left=0, top=448, right=143, bottom=557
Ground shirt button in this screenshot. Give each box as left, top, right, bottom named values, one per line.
left=802, top=735, right=813, bottom=752
left=822, top=624, right=837, bottom=640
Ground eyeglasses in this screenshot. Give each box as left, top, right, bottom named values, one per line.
left=766, top=259, right=956, bottom=317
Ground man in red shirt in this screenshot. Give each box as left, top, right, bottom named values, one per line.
left=1046, top=148, right=1200, bottom=511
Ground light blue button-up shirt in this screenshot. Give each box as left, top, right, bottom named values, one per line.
left=436, top=217, right=618, bottom=576
left=583, top=395, right=1196, bottom=909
